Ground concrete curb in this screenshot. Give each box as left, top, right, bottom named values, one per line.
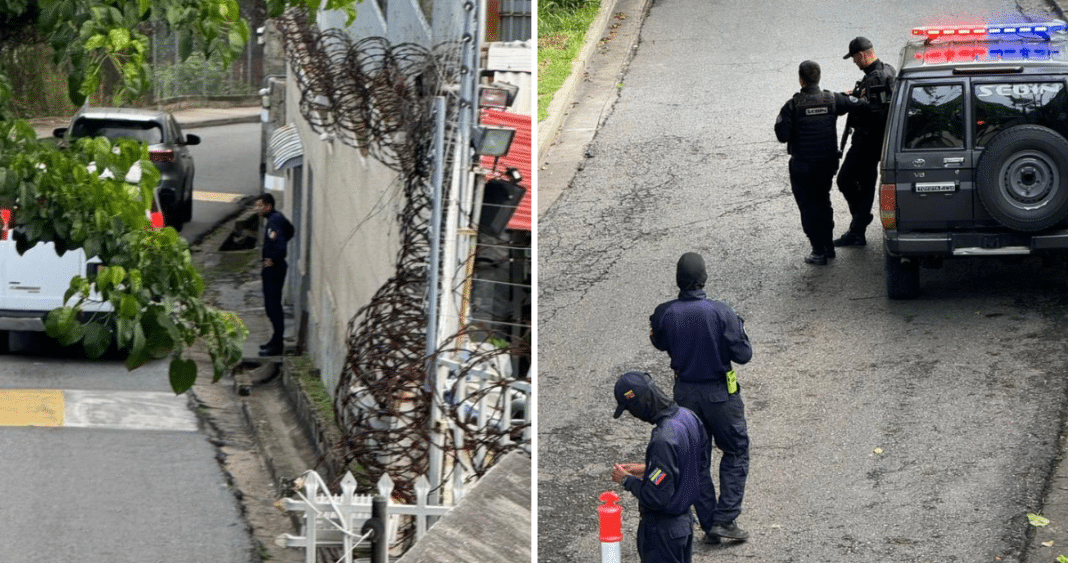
left=536, top=0, right=651, bottom=216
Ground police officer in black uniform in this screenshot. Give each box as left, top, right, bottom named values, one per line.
left=612, top=371, right=711, bottom=563
left=775, top=60, right=868, bottom=265
left=255, top=193, right=294, bottom=356
left=833, top=37, right=896, bottom=248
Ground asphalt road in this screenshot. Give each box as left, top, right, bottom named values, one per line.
left=183, top=121, right=262, bottom=243
left=537, top=1, right=1068, bottom=562
left=0, top=121, right=261, bottom=562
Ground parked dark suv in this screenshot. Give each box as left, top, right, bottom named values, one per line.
left=881, top=22, right=1068, bottom=298
left=54, top=108, right=199, bottom=230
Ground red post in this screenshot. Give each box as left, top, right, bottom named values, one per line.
left=599, top=491, right=622, bottom=563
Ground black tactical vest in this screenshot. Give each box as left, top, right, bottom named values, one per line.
left=791, top=90, right=837, bottom=160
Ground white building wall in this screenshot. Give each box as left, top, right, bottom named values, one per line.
left=279, top=2, right=475, bottom=395
left=283, top=68, right=402, bottom=395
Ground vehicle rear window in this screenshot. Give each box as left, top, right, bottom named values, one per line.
left=974, top=82, right=1068, bottom=147
left=70, top=118, right=163, bottom=144
left=902, top=84, right=965, bottom=150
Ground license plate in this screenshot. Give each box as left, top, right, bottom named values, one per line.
left=915, top=182, right=957, bottom=193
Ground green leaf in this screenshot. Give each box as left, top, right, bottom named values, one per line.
left=1056, top=555, right=1068, bottom=563
left=125, top=322, right=151, bottom=370
left=169, top=358, right=197, bottom=394
left=85, top=33, right=107, bottom=50
left=119, top=294, right=139, bottom=318
left=82, top=321, right=113, bottom=358
left=44, top=306, right=76, bottom=338
left=1029, top=513, right=1050, bottom=527
left=137, top=0, right=150, bottom=16
left=56, top=321, right=86, bottom=347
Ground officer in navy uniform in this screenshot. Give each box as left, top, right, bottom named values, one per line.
left=255, top=193, right=294, bottom=357
left=612, top=371, right=711, bottom=563
left=775, top=60, right=868, bottom=265
left=649, top=252, right=752, bottom=545
left=833, top=37, right=897, bottom=248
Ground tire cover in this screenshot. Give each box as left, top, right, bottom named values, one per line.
left=975, top=125, right=1068, bottom=232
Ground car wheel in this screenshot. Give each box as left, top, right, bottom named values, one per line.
left=164, top=203, right=185, bottom=232
left=975, top=125, right=1068, bottom=232
left=182, top=192, right=193, bottom=223
left=886, top=253, right=920, bottom=300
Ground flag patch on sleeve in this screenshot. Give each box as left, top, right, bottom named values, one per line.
left=624, top=390, right=635, bottom=400
left=649, top=467, right=667, bottom=485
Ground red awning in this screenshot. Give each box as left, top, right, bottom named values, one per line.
left=479, top=109, right=532, bottom=231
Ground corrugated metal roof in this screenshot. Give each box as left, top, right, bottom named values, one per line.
left=479, top=109, right=532, bottom=232
left=268, top=123, right=304, bottom=171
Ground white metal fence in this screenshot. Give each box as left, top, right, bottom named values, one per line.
left=278, top=467, right=468, bottom=563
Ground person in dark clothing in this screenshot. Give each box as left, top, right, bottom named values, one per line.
left=833, top=37, right=897, bottom=247
left=649, top=252, right=753, bottom=544
left=255, top=193, right=294, bottom=357
left=612, top=370, right=711, bottom=563
left=775, top=60, right=868, bottom=265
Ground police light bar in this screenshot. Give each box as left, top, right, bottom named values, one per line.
left=912, top=22, right=1068, bottom=39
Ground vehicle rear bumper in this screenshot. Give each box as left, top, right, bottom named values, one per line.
left=0, top=311, right=46, bottom=331
left=884, top=229, right=1068, bottom=257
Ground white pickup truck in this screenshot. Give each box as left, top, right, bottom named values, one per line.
left=0, top=164, right=162, bottom=352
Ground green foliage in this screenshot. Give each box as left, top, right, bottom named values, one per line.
left=538, top=0, right=601, bottom=123
left=38, top=0, right=250, bottom=106
left=0, top=124, right=247, bottom=392
left=0, top=0, right=364, bottom=393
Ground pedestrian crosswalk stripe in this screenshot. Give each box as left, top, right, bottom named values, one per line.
left=194, top=191, right=244, bottom=203
left=0, top=390, right=64, bottom=427
left=0, top=389, right=198, bottom=432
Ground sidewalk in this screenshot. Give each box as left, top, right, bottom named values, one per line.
left=188, top=215, right=329, bottom=563
left=536, top=0, right=652, bottom=216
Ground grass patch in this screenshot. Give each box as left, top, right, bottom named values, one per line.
left=538, top=0, right=602, bottom=123
left=287, top=354, right=336, bottom=424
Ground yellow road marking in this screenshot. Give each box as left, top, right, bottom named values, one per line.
left=194, top=191, right=244, bottom=203
left=0, top=390, right=64, bottom=427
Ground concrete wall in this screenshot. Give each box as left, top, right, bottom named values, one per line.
left=278, top=1, right=477, bottom=395
left=282, top=70, right=402, bottom=395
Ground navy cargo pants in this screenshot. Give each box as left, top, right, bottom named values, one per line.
left=673, top=381, right=749, bottom=529
left=261, top=259, right=287, bottom=349
left=637, top=512, right=693, bottom=563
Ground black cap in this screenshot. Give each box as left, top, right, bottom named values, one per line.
left=844, top=36, right=874, bottom=59
left=613, top=371, right=651, bottom=419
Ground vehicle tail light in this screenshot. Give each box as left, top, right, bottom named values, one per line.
left=880, top=184, right=897, bottom=229
left=150, top=211, right=165, bottom=230
left=150, top=150, right=175, bottom=163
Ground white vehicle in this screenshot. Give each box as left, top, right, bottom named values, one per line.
left=0, top=163, right=163, bottom=352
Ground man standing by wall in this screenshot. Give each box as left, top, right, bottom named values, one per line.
left=649, top=252, right=752, bottom=543
left=255, top=193, right=293, bottom=357
left=834, top=37, right=896, bottom=248
left=612, top=370, right=710, bottom=563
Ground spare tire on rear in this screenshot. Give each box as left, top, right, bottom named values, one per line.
left=975, top=125, right=1068, bottom=232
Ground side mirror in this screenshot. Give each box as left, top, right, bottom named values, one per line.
left=53, top=127, right=68, bottom=138
left=184, top=134, right=201, bottom=146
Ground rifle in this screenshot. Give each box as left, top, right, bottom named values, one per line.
left=839, top=79, right=864, bottom=158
